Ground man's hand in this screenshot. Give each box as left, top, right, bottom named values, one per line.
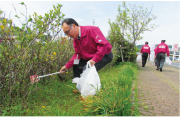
left=59, top=66, right=68, bottom=74
left=89, top=59, right=96, bottom=66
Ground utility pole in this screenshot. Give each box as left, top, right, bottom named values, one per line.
left=92, top=19, right=95, bottom=26
left=120, top=45, right=124, bottom=62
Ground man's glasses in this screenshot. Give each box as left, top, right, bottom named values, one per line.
left=64, top=25, right=72, bottom=35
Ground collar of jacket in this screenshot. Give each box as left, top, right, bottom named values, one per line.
left=76, top=26, right=87, bottom=40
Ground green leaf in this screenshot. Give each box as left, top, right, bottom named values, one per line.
left=27, top=28, right=31, bottom=34
left=33, top=57, right=37, bottom=61
left=11, top=59, right=16, bottom=63
left=0, top=54, right=3, bottom=58
left=45, top=13, right=49, bottom=18
left=28, top=18, right=32, bottom=22
left=20, top=2, right=24, bottom=5
left=0, top=45, right=3, bottom=50
left=15, top=15, right=19, bottom=18
left=22, top=26, right=25, bottom=30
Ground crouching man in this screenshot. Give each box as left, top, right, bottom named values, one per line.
left=59, top=18, right=113, bottom=80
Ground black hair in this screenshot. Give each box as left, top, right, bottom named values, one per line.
left=62, top=18, right=79, bottom=26
left=161, top=40, right=165, bottom=43
left=145, top=41, right=148, bottom=45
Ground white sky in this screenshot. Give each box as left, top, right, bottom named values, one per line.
left=0, top=0, right=180, bottom=46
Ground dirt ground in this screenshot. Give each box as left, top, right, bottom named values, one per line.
left=136, top=61, right=179, bottom=116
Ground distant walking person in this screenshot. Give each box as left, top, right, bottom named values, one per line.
left=156, top=40, right=169, bottom=72
left=154, top=47, right=158, bottom=66
left=140, top=42, right=150, bottom=67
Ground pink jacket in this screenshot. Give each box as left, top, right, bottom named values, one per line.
left=140, top=44, right=150, bottom=55
left=156, top=42, right=170, bottom=56
left=65, top=26, right=112, bottom=69
left=154, top=48, right=157, bottom=56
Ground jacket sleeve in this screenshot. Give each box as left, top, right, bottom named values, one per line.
left=156, top=45, right=159, bottom=54
left=166, top=45, right=170, bottom=56
left=140, top=46, right=143, bottom=53
left=154, top=48, right=157, bottom=56
left=65, top=40, right=82, bottom=69
left=90, top=27, right=111, bottom=63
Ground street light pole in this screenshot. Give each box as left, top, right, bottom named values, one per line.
left=92, top=19, right=95, bottom=26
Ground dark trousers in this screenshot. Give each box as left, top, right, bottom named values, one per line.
left=73, top=52, right=113, bottom=77
left=155, top=54, right=160, bottom=66
left=142, top=53, right=148, bottom=67
left=155, top=57, right=158, bottom=66
left=156, top=53, right=165, bottom=69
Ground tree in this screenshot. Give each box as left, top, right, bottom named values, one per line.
left=127, top=2, right=157, bottom=53
left=108, top=1, right=157, bottom=62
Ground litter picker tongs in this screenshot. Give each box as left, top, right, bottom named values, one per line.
left=30, top=71, right=66, bottom=84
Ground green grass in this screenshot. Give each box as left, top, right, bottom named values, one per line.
left=1, top=62, right=140, bottom=116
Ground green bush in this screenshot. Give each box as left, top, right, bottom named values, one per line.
left=0, top=3, right=75, bottom=105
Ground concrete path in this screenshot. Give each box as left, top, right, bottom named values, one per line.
left=137, top=61, right=179, bottom=116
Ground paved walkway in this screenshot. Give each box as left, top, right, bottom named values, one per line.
left=137, top=61, right=179, bottom=116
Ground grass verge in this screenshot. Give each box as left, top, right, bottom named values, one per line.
left=1, top=62, right=140, bottom=116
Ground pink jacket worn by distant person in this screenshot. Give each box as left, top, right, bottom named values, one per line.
left=156, top=42, right=170, bottom=56
left=140, top=44, right=151, bottom=55
left=154, top=47, right=157, bottom=56
left=65, top=26, right=112, bottom=69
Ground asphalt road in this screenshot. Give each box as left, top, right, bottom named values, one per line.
left=165, top=61, right=180, bottom=69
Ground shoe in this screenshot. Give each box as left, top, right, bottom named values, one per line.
left=73, top=90, right=80, bottom=94
left=160, top=68, right=162, bottom=72
left=80, top=97, right=84, bottom=101
left=156, top=68, right=159, bottom=71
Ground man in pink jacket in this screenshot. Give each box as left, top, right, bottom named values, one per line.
left=59, top=18, right=113, bottom=78
left=156, top=40, right=169, bottom=72
left=140, top=42, right=150, bottom=67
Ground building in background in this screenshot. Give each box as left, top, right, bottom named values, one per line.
left=168, top=45, right=172, bottom=51
left=173, top=44, right=178, bottom=51
left=137, top=45, right=143, bottom=50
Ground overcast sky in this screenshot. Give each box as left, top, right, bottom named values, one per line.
left=0, top=0, right=180, bottom=46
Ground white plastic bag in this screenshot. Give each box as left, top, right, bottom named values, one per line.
left=72, top=77, right=81, bottom=91
left=72, top=61, right=101, bottom=98
left=165, top=57, right=172, bottom=65
left=136, top=54, right=142, bottom=61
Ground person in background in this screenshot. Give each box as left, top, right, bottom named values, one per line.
left=156, top=40, right=169, bottom=72
left=154, top=47, right=158, bottom=66
left=59, top=18, right=113, bottom=85
left=140, top=41, right=151, bottom=67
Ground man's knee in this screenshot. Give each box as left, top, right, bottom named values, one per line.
left=95, top=52, right=113, bottom=71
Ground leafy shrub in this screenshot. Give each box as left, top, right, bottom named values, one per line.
left=0, top=3, right=75, bottom=105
